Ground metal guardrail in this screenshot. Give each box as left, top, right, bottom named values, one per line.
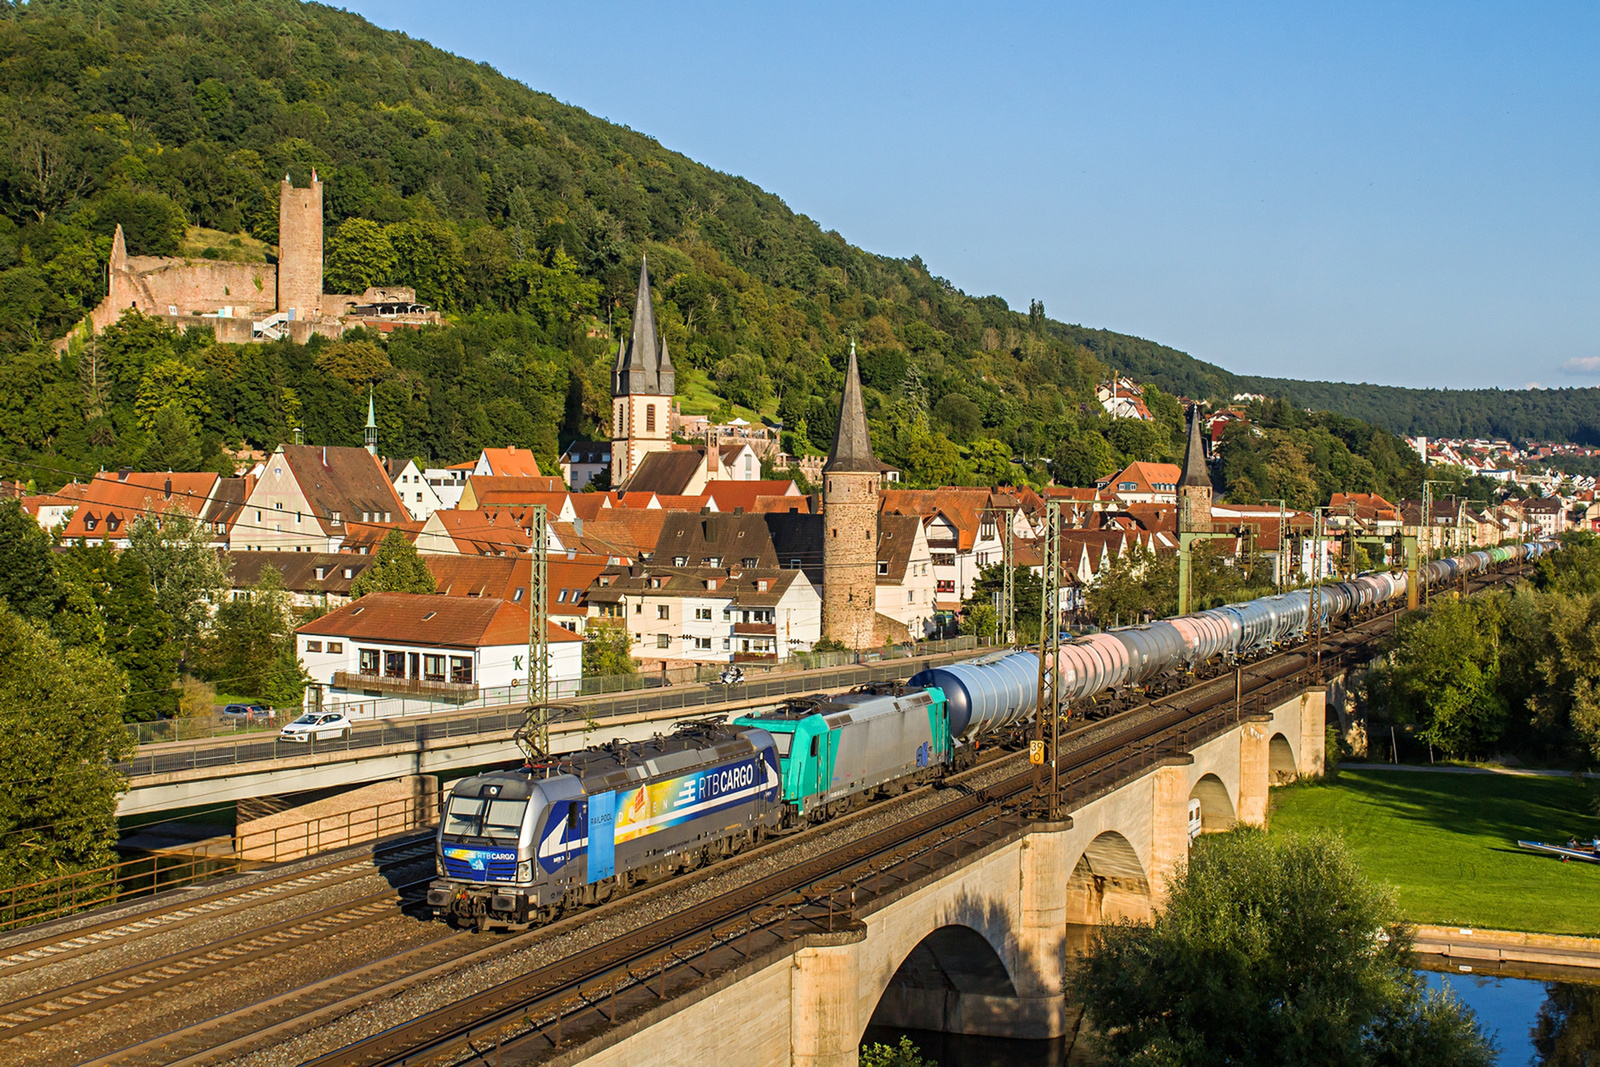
left=115, top=645, right=990, bottom=780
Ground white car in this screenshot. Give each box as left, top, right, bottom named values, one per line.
left=279, top=712, right=353, bottom=743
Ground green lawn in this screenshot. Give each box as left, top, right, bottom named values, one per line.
left=1270, top=768, right=1600, bottom=935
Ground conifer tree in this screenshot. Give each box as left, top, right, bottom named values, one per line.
left=351, top=529, right=437, bottom=598
left=102, top=553, right=178, bottom=722
left=0, top=499, right=61, bottom=623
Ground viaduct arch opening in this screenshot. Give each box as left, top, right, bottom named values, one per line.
left=1269, top=733, right=1297, bottom=783
left=867, top=924, right=1020, bottom=1038
left=1065, top=830, right=1151, bottom=925
left=1189, top=772, right=1236, bottom=833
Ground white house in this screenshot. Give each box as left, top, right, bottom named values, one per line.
left=385, top=458, right=446, bottom=521
left=295, top=591, right=583, bottom=710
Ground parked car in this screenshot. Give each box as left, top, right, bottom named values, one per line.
left=279, top=712, right=353, bottom=743
left=221, top=703, right=274, bottom=725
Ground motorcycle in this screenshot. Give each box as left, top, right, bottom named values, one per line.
left=718, top=666, right=745, bottom=686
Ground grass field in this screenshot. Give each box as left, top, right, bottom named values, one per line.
left=1270, top=768, right=1600, bottom=935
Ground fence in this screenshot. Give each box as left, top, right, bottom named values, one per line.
left=123, top=635, right=990, bottom=747
left=0, top=791, right=440, bottom=934
left=117, top=643, right=995, bottom=780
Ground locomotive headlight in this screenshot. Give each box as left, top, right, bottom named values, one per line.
left=436, top=856, right=445, bottom=877
left=517, top=860, right=532, bottom=882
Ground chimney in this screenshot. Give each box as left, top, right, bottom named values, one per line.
left=573, top=517, right=583, bottom=537
left=163, top=478, right=172, bottom=500
left=118, top=467, right=132, bottom=482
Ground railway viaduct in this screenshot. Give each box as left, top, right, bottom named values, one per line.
left=568, top=685, right=1326, bottom=1066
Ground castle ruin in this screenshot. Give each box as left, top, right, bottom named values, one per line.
left=80, top=173, right=438, bottom=346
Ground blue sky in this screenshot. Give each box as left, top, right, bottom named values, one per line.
left=343, top=1, right=1600, bottom=391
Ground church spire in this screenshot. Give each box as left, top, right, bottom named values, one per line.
left=612, top=256, right=671, bottom=396
left=825, top=341, right=877, bottom=474
left=365, top=389, right=377, bottom=455
left=1180, top=403, right=1209, bottom=488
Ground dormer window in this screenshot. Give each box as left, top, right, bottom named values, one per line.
left=315, top=567, right=326, bottom=580
left=877, top=561, right=889, bottom=575
left=343, top=568, right=353, bottom=579
left=513, top=587, right=525, bottom=601
left=673, top=555, right=688, bottom=566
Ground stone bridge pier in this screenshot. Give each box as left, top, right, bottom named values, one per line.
left=577, top=685, right=1328, bottom=1067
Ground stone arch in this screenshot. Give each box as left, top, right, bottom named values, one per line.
left=1188, top=772, right=1236, bottom=833
left=1064, top=830, right=1152, bottom=925
left=867, top=923, right=1020, bottom=1038
left=1269, top=733, right=1297, bottom=783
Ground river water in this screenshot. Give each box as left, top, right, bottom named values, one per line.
left=862, top=972, right=1600, bottom=1065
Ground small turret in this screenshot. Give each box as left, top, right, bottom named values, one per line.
left=1179, top=403, right=1212, bottom=530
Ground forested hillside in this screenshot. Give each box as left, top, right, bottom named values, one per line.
left=0, top=0, right=1547, bottom=506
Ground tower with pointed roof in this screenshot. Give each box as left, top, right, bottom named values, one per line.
left=364, top=389, right=378, bottom=455
left=822, top=342, right=880, bottom=648
left=610, top=258, right=677, bottom=486
left=1179, top=403, right=1212, bottom=531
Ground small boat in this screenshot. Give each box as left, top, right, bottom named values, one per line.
left=1516, top=839, right=1600, bottom=864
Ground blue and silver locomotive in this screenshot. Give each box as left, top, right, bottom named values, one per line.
left=428, top=722, right=782, bottom=929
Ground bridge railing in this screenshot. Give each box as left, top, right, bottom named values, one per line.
left=121, top=635, right=989, bottom=747
left=0, top=792, right=440, bottom=934
left=116, top=642, right=993, bottom=780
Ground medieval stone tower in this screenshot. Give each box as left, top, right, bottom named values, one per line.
left=1179, top=403, right=1213, bottom=532
left=822, top=343, right=881, bottom=648
left=610, top=258, right=676, bottom=486
left=277, top=171, right=323, bottom=319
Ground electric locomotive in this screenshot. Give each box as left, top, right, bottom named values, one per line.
left=429, top=722, right=781, bottom=930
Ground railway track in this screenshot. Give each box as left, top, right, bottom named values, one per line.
left=0, top=836, right=434, bottom=978
left=294, top=569, right=1530, bottom=1067
left=33, top=564, right=1526, bottom=1066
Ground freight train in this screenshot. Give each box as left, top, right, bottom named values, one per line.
left=429, top=540, right=1552, bottom=929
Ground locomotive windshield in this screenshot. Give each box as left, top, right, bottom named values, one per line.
left=443, top=796, right=527, bottom=844
left=770, top=731, right=794, bottom=758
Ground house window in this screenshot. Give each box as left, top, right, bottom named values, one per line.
left=722, top=638, right=731, bottom=650
left=673, top=555, right=688, bottom=566
left=85, top=517, right=97, bottom=531
left=343, top=568, right=354, bottom=579
left=305, top=640, right=323, bottom=653
left=513, top=587, right=525, bottom=601
left=656, top=634, right=670, bottom=649
left=646, top=404, right=656, bottom=432
left=694, top=637, right=711, bottom=650
left=385, top=651, right=406, bottom=678
left=932, top=553, right=955, bottom=567
left=658, top=605, right=670, bottom=619
left=423, top=654, right=445, bottom=681
left=327, top=642, right=343, bottom=653
left=789, top=559, right=802, bottom=569
left=742, top=557, right=758, bottom=568
left=359, top=648, right=380, bottom=675
left=704, top=556, right=722, bottom=567
left=276, top=502, right=283, bottom=511
left=696, top=607, right=712, bottom=620
left=877, top=562, right=889, bottom=575
left=449, top=656, right=473, bottom=684
left=937, top=580, right=956, bottom=594
left=907, top=591, right=915, bottom=603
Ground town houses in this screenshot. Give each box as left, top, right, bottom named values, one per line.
left=19, top=264, right=1585, bottom=716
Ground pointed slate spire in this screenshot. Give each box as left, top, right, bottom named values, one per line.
left=364, top=388, right=378, bottom=455
left=1180, top=403, right=1210, bottom=488
left=613, top=257, right=665, bottom=396
left=825, top=341, right=878, bottom=474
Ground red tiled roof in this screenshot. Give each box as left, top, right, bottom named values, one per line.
left=478, top=447, right=542, bottom=478
left=297, top=591, right=580, bottom=646
left=59, top=472, right=220, bottom=539
left=702, top=480, right=800, bottom=513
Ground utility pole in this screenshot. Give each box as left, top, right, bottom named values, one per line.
left=1034, top=501, right=1062, bottom=817
left=521, top=503, right=551, bottom=761
left=1001, top=516, right=1016, bottom=646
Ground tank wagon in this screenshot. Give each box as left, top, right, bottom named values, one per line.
left=429, top=722, right=781, bottom=930
left=434, top=540, right=1551, bottom=929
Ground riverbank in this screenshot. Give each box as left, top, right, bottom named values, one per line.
left=1269, top=767, right=1600, bottom=935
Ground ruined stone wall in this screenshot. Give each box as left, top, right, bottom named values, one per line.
left=92, top=258, right=277, bottom=333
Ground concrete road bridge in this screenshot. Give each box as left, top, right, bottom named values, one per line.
left=116, top=650, right=984, bottom=816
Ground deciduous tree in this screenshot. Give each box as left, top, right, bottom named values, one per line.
left=350, top=529, right=437, bottom=598
left=1071, top=829, right=1495, bottom=1066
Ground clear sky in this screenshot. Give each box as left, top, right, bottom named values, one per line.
left=342, top=1, right=1600, bottom=391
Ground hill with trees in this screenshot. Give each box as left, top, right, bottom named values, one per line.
left=0, top=0, right=1578, bottom=504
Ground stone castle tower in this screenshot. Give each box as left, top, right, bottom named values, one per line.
left=277, top=171, right=323, bottom=319
left=610, top=258, right=676, bottom=486
left=822, top=343, right=880, bottom=648
left=1179, top=403, right=1212, bottom=532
